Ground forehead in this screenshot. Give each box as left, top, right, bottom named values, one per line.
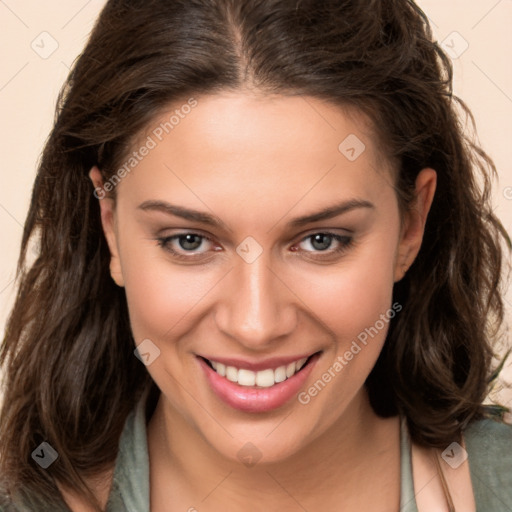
left=117, top=93, right=394, bottom=219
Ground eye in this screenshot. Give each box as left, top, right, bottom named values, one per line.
left=173, top=233, right=205, bottom=251
left=294, top=232, right=354, bottom=257
left=155, top=230, right=354, bottom=262
left=156, top=232, right=218, bottom=259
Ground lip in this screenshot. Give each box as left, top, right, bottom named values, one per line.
left=197, top=354, right=314, bottom=372
left=197, top=352, right=321, bottom=413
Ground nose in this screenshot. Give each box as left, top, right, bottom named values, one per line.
left=214, top=252, right=298, bottom=349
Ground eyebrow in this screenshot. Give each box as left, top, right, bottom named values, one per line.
left=288, top=199, right=375, bottom=227
left=137, top=198, right=375, bottom=230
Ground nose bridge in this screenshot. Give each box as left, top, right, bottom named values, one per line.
left=215, top=252, right=296, bottom=346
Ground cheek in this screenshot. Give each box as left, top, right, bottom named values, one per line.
left=297, top=231, right=398, bottom=348
left=117, top=239, right=219, bottom=342
left=293, top=233, right=399, bottom=420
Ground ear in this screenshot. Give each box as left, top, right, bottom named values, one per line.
left=89, top=166, right=125, bottom=287
left=394, top=168, right=437, bottom=282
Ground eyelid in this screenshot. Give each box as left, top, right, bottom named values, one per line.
left=296, top=227, right=354, bottom=239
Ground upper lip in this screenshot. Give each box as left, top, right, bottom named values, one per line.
left=198, top=352, right=319, bottom=372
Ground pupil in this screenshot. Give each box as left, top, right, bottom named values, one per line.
left=312, top=234, right=332, bottom=251
left=179, top=234, right=202, bottom=250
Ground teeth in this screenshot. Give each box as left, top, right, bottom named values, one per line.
left=285, top=362, right=296, bottom=378
left=256, top=369, right=275, bottom=387
left=238, top=369, right=256, bottom=386
left=208, top=357, right=310, bottom=388
left=274, top=366, right=287, bottom=383
left=216, top=362, right=226, bottom=377
left=226, top=366, right=238, bottom=383
left=296, top=357, right=308, bottom=371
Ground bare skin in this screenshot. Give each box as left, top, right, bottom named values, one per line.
left=84, top=92, right=439, bottom=511
left=146, top=388, right=401, bottom=511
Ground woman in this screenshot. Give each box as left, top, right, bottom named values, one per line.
left=1, top=0, right=511, bottom=510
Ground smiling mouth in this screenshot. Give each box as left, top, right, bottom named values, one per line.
left=200, top=353, right=318, bottom=388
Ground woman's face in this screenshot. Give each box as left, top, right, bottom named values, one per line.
left=93, top=92, right=435, bottom=464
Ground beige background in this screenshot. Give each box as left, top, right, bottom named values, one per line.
left=1, top=1, right=511, bottom=407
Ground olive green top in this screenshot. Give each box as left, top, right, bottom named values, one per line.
left=2, top=390, right=512, bottom=511
left=399, top=412, right=512, bottom=512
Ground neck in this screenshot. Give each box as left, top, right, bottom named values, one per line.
left=147, top=388, right=400, bottom=510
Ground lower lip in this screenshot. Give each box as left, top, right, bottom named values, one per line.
left=198, top=354, right=320, bottom=413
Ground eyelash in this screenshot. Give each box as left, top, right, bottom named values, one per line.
left=155, top=231, right=354, bottom=262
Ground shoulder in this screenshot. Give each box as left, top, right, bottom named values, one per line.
left=463, top=417, right=512, bottom=507
left=464, top=416, right=512, bottom=462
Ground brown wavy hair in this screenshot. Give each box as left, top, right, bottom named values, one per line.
left=1, top=0, right=510, bottom=509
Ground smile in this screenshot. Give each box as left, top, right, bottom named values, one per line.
left=206, top=356, right=309, bottom=388
left=197, top=352, right=321, bottom=413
